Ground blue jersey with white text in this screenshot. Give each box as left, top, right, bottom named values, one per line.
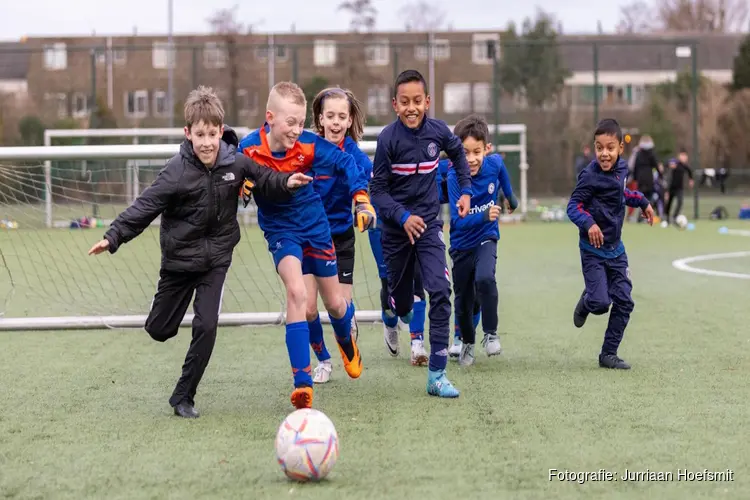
left=447, top=154, right=516, bottom=251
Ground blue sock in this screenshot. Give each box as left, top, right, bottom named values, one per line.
left=308, top=315, right=331, bottom=362
left=286, top=321, right=312, bottom=387
left=382, top=309, right=398, bottom=328
left=473, top=311, right=481, bottom=330
left=329, top=301, right=354, bottom=344
left=454, top=322, right=461, bottom=341
left=409, top=299, right=426, bottom=341
left=429, top=341, right=449, bottom=372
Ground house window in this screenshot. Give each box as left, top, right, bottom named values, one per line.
left=125, top=90, right=149, bottom=117
left=45, top=93, right=67, bottom=118
left=367, top=85, right=390, bottom=116
left=255, top=45, right=288, bottom=62
left=576, top=84, right=646, bottom=108
left=415, top=39, right=450, bottom=61
left=314, top=40, right=337, bottom=67
left=443, top=83, right=471, bottom=114
left=203, top=42, right=227, bottom=69
left=43, top=43, right=67, bottom=70
left=152, top=41, right=175, bottom=69
left=153, top=90, right=168, bottom=116
left=96, top=48, right=127, bottom=65
left=365, top=40, right=389, bottom=66
left=72, top=93, right=88, bottom=118
left=472, top=33, right=499, bottom=64
left=236, top=89, right=259, bottom=116
left=472, top=83, right=491, bottom=113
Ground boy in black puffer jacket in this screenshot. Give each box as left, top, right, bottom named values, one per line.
left=88, top=86, right=311, bottom=418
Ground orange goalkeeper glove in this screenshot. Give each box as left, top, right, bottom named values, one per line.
left=241, top=179, right=255, bottom=208
left=354, top=192, right=376, bottom=232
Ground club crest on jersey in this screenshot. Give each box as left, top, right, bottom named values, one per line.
left=427, top=142, right=438, bottom=158
left=488, top=182, right=495, bottom=194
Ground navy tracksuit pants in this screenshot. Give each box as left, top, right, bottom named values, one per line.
left=580, top=250, right=634, bottom=356
left=382, top=218, right=451, bottom=349
left=450, top=239, right=498, bottom=345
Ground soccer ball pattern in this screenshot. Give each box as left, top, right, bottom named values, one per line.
left=275, top=408, right=339, bottom=482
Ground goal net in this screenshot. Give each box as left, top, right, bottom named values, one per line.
left=0, top=125, right=527, bottom=331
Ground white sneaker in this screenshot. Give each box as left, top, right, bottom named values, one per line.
left=384, top=323, right=399, bottom=357
left=448, top=338, right=462, bottom=359
left=410, top=339, right=429, bottom=366
left=458, top=343, right=475, bottom=367
left=482, top=334, right=502, bottom=356
left=312, top=359, right=332, bottom=384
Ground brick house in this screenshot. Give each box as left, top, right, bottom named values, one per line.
left=6, top=30, right=746, bottom=129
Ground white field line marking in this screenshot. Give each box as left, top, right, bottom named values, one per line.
left=725, top=228, right=750, bottom=237
left=672, top=251, right=750, bottom=280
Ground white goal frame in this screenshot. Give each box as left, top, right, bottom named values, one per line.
left=0, top=124, right=528, bottom=331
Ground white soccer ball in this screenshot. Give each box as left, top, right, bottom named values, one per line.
left=275, top=408, right=339, bottom=482
left=675, top=214, right=688, bottom=229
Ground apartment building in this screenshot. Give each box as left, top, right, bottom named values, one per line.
left=5, top=30, right=744, bottom=128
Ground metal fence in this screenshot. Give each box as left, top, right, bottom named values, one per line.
left=2, top=35, right=745, bottom=208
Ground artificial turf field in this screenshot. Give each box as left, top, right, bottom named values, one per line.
left=1, top=213, right=749, bottom=499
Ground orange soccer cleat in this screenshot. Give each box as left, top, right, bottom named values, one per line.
left=336, top=332, right=363, bottom=379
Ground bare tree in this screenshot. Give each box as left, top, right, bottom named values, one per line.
left=207, top=6, right=261, bottom=126
left=616, top=1, right=657, bottom=32
left=399, top=1, right=447, bottom=32
left=338, top=0, right=377, bottom=32
left=621, top=0, right=750, bottom=32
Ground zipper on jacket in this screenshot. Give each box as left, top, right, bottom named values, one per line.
left=205, top=169, right=213, bottom=265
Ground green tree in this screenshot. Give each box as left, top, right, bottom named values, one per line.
left=643, top=97, right=676, bottom=160
left=732, top=32, right=750, bottom=90
left=655, top=71, right=707, bottom=113
left=500, top=9, right=570, bottom=108
left=18, top=115, right=45, bottom=146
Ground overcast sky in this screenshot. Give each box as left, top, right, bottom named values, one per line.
left=2, top=0, right=623, bottom=40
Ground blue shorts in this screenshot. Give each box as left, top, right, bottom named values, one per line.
left=270, top=237, right=338, bottom=278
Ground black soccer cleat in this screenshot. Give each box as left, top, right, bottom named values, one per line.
left=173, top=401, right=200, bottom=418
left=573, top=291, right=589, bottom=328
left=599, top=354, right=631, bottom=370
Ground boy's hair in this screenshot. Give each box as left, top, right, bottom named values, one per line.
left=453, top=114, right=490, bottom=144
left=311, top=87, right=366, bottom=142
left=267, top=81, right=306, bottom=110
left=593, top=118, right=623, bottom=142
left=184, top=85, right=224, bottom=128
left=393, top=69, right=427, bottom=98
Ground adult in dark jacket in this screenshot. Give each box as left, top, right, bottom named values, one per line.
left=632, top=135, right=659, bottom=204
left=88, top=86, right=312, bottom=418
left=665, top=150, right=694, bottom=223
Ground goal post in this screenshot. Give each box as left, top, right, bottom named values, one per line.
left=0, top=124, right=528, bottom=332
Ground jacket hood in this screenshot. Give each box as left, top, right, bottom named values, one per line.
left=222, top=126, right=239, bottom=148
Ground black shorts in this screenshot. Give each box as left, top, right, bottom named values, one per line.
left=332, top=226, right=356, bottom=285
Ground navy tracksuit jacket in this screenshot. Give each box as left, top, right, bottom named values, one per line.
left=566, top=158, right=650, bottom=355
left=370, top=117, right=472, bottom=348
